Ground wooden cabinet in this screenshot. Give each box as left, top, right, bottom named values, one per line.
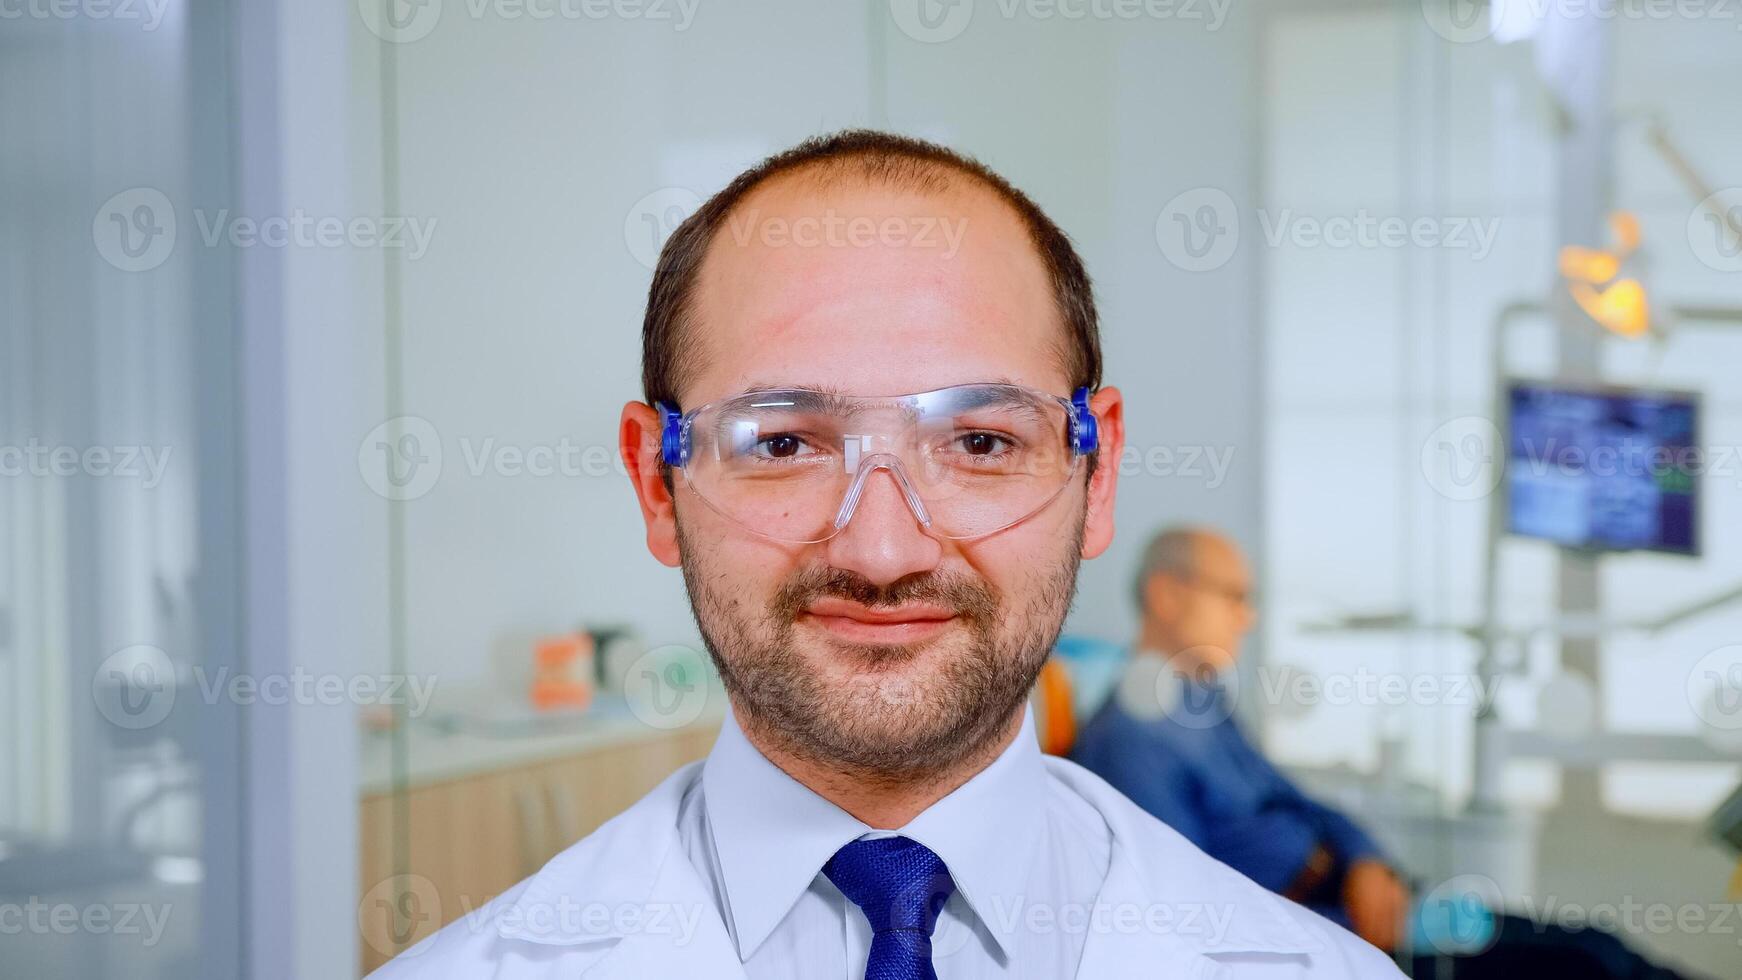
left=357, top=721, right=718, bottom=974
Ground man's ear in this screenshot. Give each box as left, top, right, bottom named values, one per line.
left=620, top=401, right=682, bottom=567
left=1080, top=385, right=1124, bottom=560
left=1143, top=572, right=1176, bottom=623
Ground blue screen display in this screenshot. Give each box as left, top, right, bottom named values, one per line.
left=1506, top=381, right=1700, bottom=555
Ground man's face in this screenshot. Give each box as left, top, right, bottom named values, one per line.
left=1146, top=537, right=1256, bottom=673
left=622, top=173, right=1123, bottom=777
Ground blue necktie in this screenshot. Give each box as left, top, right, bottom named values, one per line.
left=824, top=836, right=957, bottom=980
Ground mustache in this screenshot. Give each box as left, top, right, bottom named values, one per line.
left=771, top=566, right=999, bottom=622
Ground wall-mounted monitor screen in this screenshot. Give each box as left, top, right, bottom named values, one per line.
left=1506, top=380, right=1700, bottom=556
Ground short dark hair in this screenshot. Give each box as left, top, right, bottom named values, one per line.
left=640, top=129, right=1103, bottom=410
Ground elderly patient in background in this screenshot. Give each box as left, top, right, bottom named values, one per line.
left=1070, top=525, right=1699, bottom=980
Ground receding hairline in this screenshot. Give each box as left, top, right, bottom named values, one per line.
left=738, top=148, right=967, bottom=198
left=660, top=150, right=1084, bottom=405
left=699, top=154, right=1044, bottom=263
left=1145, top=527, right=1220, bottom=578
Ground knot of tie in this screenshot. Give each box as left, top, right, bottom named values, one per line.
left=824, top=836, right=957, bottom=980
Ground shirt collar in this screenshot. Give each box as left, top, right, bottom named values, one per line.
left=701, top=706, right=1050, bottom=962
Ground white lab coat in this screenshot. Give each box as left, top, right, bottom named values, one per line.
left=369, top=756, right=1404, bottom=979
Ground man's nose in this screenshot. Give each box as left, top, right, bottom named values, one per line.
left=823, top=467, right=943, bottom=587
left=1238, top=599, right=1258, bottom=632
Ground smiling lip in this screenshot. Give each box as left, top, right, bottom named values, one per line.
left=801, top=598, right=958, bottom=644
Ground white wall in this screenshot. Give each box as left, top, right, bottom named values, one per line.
left=368, top=3, right=1271, bottom=687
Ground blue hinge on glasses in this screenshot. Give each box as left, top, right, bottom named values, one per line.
left=656, top=402, right=689, bottom=467
left=1070, top=387, right=1099, bottom=455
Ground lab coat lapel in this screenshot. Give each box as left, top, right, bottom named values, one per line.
left=1051, top=758, right=1323, bottom=979
left=574, top=851, right=746, bottom=980
left=491, top=762, right=748, bottom=980
left=1072, top=846, right=1224, bottom=980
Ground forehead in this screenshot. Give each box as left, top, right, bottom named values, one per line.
left=680, top=171, right=1069, bottom=406
left=1195, top=537, right=1251, bottom=584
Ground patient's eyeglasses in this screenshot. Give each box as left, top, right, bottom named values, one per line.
left=657, top=382, right=1100, bottom=544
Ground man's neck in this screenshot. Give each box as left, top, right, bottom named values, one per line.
left=1135, top=623, right=1180, bottom=661
left=1133, top=630, right=1229, bottom=687
left=732, top=706, right=1028, bottom=830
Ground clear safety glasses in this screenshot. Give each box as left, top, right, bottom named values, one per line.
left=657, top=383, right=1100, bottom=544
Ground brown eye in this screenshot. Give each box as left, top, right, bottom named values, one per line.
left=760, top=434, right=803, bottom=458
left=959, top=432, right=1006, bottom=455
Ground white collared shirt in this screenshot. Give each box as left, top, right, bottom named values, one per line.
left=370, top=711, right=1406, bottom=980
left=678, top=708, right=1111, bottom=979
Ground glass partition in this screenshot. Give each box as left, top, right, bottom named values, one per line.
left=1, top=4, right=247, bottom=977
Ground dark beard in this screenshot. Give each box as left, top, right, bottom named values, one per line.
left=676, top=518, right=1083, bottom=781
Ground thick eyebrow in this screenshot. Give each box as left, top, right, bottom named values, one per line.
left=732, top=387, right=857, bottom=414
left=932, top=383, right=1052, bottom=414
left=714, top=387, right=861, bottom=428
left=729, top=379, right=1055, bottom=414
left=733, top=376, right=1031, bottom=399
left=736, top=381, right=849, bottom=397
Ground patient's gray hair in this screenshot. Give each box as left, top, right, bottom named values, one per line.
left=1132, top=525, right=1214, bottom=611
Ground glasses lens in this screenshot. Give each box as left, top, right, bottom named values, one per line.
left=679, top=385, right=1080, bottom=542
left=686, top=393, right=851, bottom=542
left=906, top=386, right=1076, bottom=535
